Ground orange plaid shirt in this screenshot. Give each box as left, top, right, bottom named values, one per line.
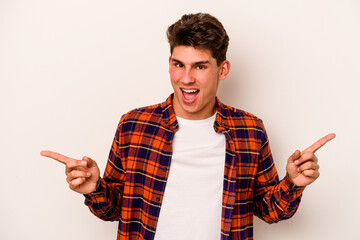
left=84, top=94, right=304, bottom=240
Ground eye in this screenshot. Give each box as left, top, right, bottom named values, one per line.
left=196, top=65, right=206, bottom=70
left=175, top=63, right=184, bottom=68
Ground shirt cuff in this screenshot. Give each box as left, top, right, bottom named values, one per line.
left=281, top=175, right=305, bottom=197
left=83, top=177, right=107, bottom=203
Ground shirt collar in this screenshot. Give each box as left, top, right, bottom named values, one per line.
left=161, top=94, right=178, bottom=132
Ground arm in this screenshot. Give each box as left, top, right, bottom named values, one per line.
left=253, top=127, right=304, bottom=223
left=40, top=117, right=127, bottom=222
left=253, top=124, right=335, bottom=223
left=83, top=119, right=127, bottom=221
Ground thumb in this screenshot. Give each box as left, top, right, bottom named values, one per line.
left=288, top=150, right=301, bottom=163
left=82, top=156, right=98, bottom=168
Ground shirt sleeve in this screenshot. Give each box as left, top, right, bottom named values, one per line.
left=253, top=121, right=305, bottom=223
left=83, top=116, right=127, bottom=221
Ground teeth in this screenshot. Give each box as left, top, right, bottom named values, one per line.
left=182, top=89, right=198, bottom=93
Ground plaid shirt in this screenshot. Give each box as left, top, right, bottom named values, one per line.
left=84, top=94, right=304, bottom=240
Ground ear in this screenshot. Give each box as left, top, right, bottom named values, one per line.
left=168, top=56, right=172, bottom=73
left=218, top=60, right=230, bottom=80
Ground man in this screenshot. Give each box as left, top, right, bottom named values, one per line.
left=41, top=13, right=335, bottom=240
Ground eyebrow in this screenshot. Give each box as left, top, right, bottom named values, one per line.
left=171, top=58, right=210, bottom=66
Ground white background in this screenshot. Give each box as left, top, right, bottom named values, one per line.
left=1, top=0, right=359, bottom=239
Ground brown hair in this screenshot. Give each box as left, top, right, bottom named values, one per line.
left=167, top=13, right=229, bottom=66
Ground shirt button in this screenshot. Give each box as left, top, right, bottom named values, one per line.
left=156, top=197, right=161, bottom=201
left=162, top=167, right=168, bottom=172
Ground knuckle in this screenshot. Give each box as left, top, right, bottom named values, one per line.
left=68, top=180, right=74, bottom=188
left=71, top=179, right=78, bottom=187
left=305, top=152, right=313, bottom=160
left=65, top=162, right=71, bottom=168
left=303, top=169, right=313, bottom=177
left=66, top=160, right=72, bottom=168
left=308, top=162, right=315, bottom=169
left=299, top=162, right=310, bottom=171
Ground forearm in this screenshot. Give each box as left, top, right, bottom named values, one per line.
left=84, top=177, right=123, bottom=221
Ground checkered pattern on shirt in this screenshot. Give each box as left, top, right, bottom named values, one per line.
left=84, top=94, right=304, bottom=240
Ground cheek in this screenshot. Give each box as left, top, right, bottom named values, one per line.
left=206, top=83, right=218, bottom=96
left=200, top=73, right=219, bottom=92
left=169, top=69, right=182, bottom=82
left=169, top=70, right=179, bottom=86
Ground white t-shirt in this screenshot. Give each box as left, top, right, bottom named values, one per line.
left=154, top=113, right=226, bottom=240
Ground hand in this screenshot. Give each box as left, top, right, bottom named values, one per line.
left=286, top=133, right=336, bottom=187
left=40, top=150, right=100, bottom=194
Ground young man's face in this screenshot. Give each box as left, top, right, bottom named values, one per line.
left=169, top=45, right=230, bottom=120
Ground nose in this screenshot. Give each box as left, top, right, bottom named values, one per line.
left=181, top=68, right=195, bottom=85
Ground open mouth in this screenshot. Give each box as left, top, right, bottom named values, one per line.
left=181, top=88, right=199, bottom=103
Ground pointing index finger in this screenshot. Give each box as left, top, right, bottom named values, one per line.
left=40, top=150, right=70, bottom=164
left=303, top=133, right=336, bottom=153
